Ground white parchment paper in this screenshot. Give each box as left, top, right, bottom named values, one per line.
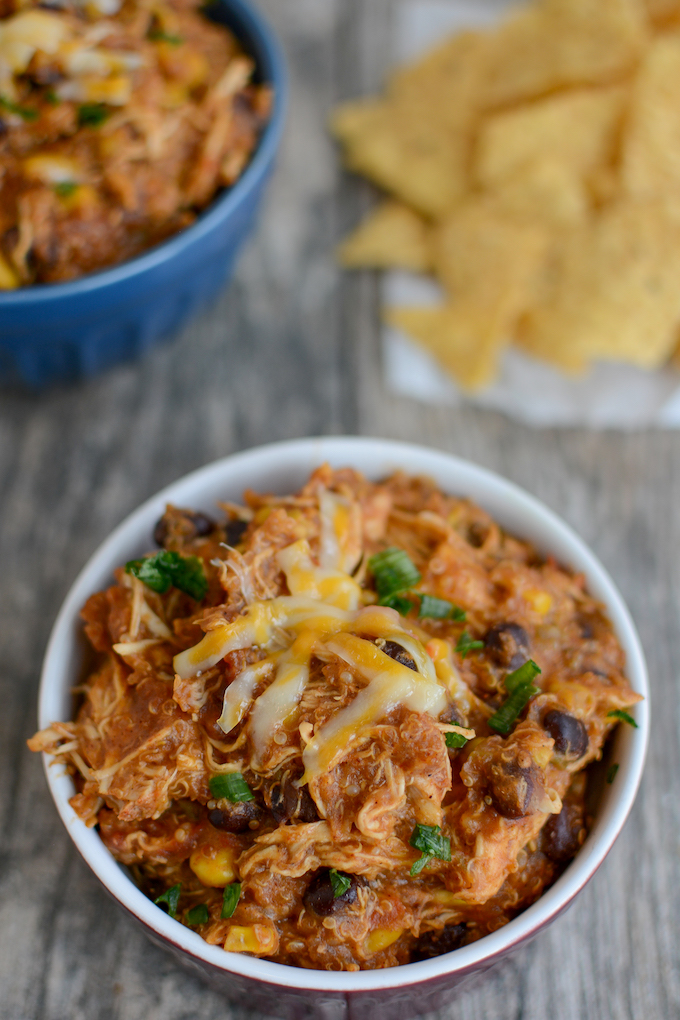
left=381, top=0, right=680, bottom=428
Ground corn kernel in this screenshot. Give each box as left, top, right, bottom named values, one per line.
left=431, top=889, right=468, bottom=909
left=364, top=928, right=404, bottom=955
left=524, top=589, right=552, bottom=615
left=0, top=253, right=19, bottom=290
left=189, top=845, right=237, bottom=888
left=224, top=924, right=278, bottom=955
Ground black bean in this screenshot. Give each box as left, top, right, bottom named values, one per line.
left=411, top=924, right=468, bottom=961
left=208, top=801, right=262, bottom=834
left=0, top=118, right=7, bottom=138
left=543, top=803, right=584, bottom=863
left=303, top=871, right=358, bottom=917
left=577, top=615, right=595, bottom=639
left=153, top=509, right=215, bottom=547
left=543, top=710, right=588, bottom=759
left=266, top=775, right=319, bottom=824
left=486, top=760, right=538, bottom=819
left=484, top=623, right=530, bottom=671
left=224, top=519, right=248, bottom=546
left=378, top=640, right=417, bottom=671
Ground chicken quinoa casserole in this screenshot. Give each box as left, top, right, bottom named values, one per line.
left=30, top=466, right=641, bottom=971
left=0, top=0, right=271, bottom=287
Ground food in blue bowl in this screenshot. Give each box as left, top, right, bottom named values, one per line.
left=0, top=0, right=286, bottom=386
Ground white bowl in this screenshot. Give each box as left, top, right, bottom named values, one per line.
left=37, top=437, right=649, bottom=1020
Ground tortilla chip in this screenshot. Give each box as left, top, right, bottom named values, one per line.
left=621, top=32, right=680, bottom=197
left=644, top=0, right=680, bottom=25
left=432, top=200, right=548, bottom=312
left=386, top=303, right=507, bottom=391
left=330, top=98, right=466, bottom=217
left=490, top=157, right=589, bottom=227
left=337, top=202, right=431, bottom=272
left=519, top=199, right=680, bottom=370
left=475, top=87, right=626, bottom=190
left=481, top=0, right=647, bottom=110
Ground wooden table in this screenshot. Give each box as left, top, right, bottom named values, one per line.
left=0, top=2, right=674, bottom=1017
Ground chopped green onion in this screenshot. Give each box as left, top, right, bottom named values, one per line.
left=445, top=731, right=468, bottom=750
left=45, top=89, right=61, bottom=105
left=221, top=882, right=241, bottom=919
left=410, top=854, right=433, bottom=876
left=380, top=593, right=414, bottom=616
left=409, top=823, right=451, bottom=875
left=488, top=681, right=539, bottom=735
left=606, top=763, right=619, bottom=784
left=455, top=632, right=484, bottom=659
left=148, top=28, right=184, bottom=44
left=418, top=595, right=466, bottom=621
left=209, top=772, right=254, bottom=803
left=186, top=903, right=209, bottom=926
left=369, top=548, right=421, bottom=603
left=155, top=883, right=181, bottom=918
left=329, top=869, right=352, bottom=898
left=78, top=102, right=111, bottom=128
left=53, top=181, right=78, bottom=198
left=607, top=709, right=638, bottom=729
left=0, top=96, right=38, bottom=121
left=504, top=659, right=541, bottom=693
left=125, top=550, right=208, bottom=600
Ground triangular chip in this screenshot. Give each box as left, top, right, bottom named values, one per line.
left=621, top=32, right=680, bottom=197
left=489, top=157, right=589, bottom=227
left=337, top=202, right=431, bottom=272
left=481, top=0, right=647, bottom=110
left=475, top=87, right=626, bottom=190
left=386, top=303, right=508, bottom=391
left=519, top=199, right=680, bottom=370
left=644, top=0, right=680, bottom=25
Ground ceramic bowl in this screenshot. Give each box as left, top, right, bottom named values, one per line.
left=0, top=0, right=287, bottom=388
left=36, top=437, right=649, bottom=1020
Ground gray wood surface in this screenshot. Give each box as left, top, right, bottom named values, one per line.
left=0, top=1, right=677, bottom=1017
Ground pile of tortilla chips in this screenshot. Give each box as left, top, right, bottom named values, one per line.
left=331, top=0, right=680, bottom=391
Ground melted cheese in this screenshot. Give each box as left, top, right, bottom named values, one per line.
left=249, top=632, right=317, bottom=768
left=300, top=633, right=448, bottom=784
left=217, top=659, right=274, bottom=735
left=277, top=539, right=361, bottom=610
left=318, top=489, right=361, bottom=574
left=173, top=596, right=354, bottom=679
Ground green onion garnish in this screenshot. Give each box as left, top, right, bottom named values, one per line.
left=445, top=731, right=468, bottom=750
left=329, top=869, right=352, bottom=898
left=488, top=660, right=541, bottom=735
left=0, top=96, right=38, bottom=121
left=45, top=89, right=61, bottom=105
left=53, top=181, right=78, bottom=198
left=419, top=595, right=466, bottom=621
left=148, top=28, right=184, bottom=44
left=369, top=548, right=421, bottom=604
left=455, top=632, right=484, bottom=659
left=606, top=763, right=619, bottom=784
left=380, top=593, right=414, bottom=616
left=125, top=550, right=208, bottom=600
left=154, top=883, right=181, bottom=918
left=77, top=102, right=111, bottom=128
left=607, top=709, right=638, bottom=729
left=186, top=903, right=209, bottom=926
left=209, top=772, right=254, bottom=803
left=409, top=823, right=451, bottom=875
left=221, top=882, right=241, bottom=919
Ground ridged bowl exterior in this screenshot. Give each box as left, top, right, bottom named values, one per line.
left=37, top=438, right=650, bottom=1019
left=0, top=0, right=287, bottom=387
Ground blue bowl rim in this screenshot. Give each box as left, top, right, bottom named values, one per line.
left=0, top=0, right=287, bottom=306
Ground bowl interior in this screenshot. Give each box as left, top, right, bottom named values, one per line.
left=38, top=437, right=649, bottom=993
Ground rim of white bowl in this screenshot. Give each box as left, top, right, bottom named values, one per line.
left=38, top=436, right=649, bottom=994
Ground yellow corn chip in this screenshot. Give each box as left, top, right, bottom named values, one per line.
left=386, top=304, right=507, bottom=391
left=519, top=199, right=680, bottom=371
left=330, top=98, right=466, bottom=217
left=481, top=0, right=647, bottom=110
left=337, top=202, right=431, bottom=272
left=432, top=200, right=548, bottom=312
left=475, top=87, right=626, bottom=190
left=621, top=32, right=680, bottom=197
left=490, top=157, right=589, bottom=227
left=644, top=0, right=680, bottom=25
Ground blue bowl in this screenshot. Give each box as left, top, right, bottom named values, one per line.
left=0, top=0, right=287, bottom=388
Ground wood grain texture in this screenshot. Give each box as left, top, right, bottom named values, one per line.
left=0, top=1, right=677, bottom=1017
